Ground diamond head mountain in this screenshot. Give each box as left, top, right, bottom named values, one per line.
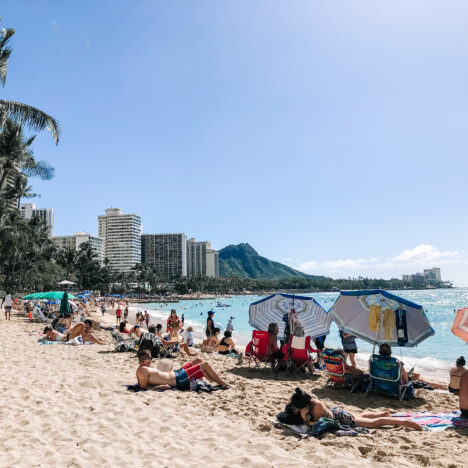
left=218, top=243, right=322, bottom=280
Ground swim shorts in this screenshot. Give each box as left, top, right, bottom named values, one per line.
left=174, top=363, right=204, bottom=390
left=331, top=407, right=355, bottom=427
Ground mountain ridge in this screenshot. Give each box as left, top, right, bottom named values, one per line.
left=218, top=243, right=322, bottom=280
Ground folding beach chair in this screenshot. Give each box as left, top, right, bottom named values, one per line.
left=284, top=336, right=317, bottom=377
left=248, top=330, right=270, bottom=370
left=365, top=354, right=414, bottom=401
left=323, top=349, right=361, bottom=393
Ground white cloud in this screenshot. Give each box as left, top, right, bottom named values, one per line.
left=296, top=244, right=463, bottom=274
left=392, top=244, right=461, bottom=266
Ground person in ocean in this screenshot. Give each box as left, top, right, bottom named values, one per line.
left=285, top=387, right=422, bottom=431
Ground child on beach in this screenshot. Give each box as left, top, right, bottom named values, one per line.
left=144, top=311, right=150, bottom=328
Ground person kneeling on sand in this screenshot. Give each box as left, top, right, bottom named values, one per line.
left=284, top=387, right=423, bottom=431
left=135, top=325, right=197, bottom=356
left=43, top=319, right=105, bottom=345
left=136, top=349, right=229, bottom=390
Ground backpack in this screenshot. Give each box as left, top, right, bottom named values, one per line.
left=115, top=341, right=135, bottom=352
left=310, top=417, right=340, bottom=438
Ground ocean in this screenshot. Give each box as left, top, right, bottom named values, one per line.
left=129, top=288, right=468, bottom=381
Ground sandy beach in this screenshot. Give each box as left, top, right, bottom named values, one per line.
left=0, top=309, right=466, bottom=468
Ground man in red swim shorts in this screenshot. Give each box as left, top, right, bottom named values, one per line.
left=136, top=350, right=230, bottom=390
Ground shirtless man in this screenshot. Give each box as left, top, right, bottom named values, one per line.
left=459, top=369, right=468, bottom=418
left=43, top=319, right=105, bottom=345
left=289, top=387, right=422, bottom=431
left=136, top=349, right=229, bottom=390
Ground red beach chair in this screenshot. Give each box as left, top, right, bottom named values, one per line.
left=248, top=330, right=270, bottom=370
left=285, top=336, right=317, bottom=377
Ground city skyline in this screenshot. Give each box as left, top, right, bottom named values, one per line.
left=5, top=2, right=468, bottom=285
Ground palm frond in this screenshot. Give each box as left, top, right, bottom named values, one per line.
left=0, top=100, right=60, bottom=143
left=0, top=27, right=15, bottom=85
left=22, top=159, right=55, bottom=180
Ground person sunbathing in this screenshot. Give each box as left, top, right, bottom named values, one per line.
left=43, top=320, right=105, bottom=345
left=289, top=387, right=422, bottom=431
left=136, top=349, right=229, bottom=390
left=449, top=356, right=466, bottom=394
left=217, top=330, right=241, bottom=356
left=135, top=325, right=197, bottom=356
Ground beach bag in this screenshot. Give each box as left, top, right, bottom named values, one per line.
left=115, top=341, right=134, bottom=352
left=310, top=417, right=340, bottom=438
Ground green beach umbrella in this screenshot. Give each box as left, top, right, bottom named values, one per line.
left=59, top=291, right=71, bottom=317
left=23, top=291, right=77, bottom=300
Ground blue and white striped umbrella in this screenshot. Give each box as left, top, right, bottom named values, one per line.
left=249, top=293, right=331, bottom=339
left=329, top=290, right=434, bottom=347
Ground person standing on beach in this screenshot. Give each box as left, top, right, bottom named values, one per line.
left=206, top=311, right=215, bottom=337
left=181, top=313, right=185, bottom=326
left=101, top=303, right=106, bottom=317
left=340, top=330, right=358, bottom=368
left=124, top=305, right=129, bottom=321
left=144, top=311, right=150, bottom=328
left=116, top=305, right=122, bottom=325
left=1, top=292, right=13, bottom=320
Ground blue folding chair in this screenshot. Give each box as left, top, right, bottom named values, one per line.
left=365, top=354, right=414, bottom=401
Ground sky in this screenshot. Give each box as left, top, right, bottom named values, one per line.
left=3, top=1, right=468, bottom=285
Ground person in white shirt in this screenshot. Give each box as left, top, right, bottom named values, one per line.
left=182, top=326, right=194, bottom=347
left=226, top=317, right=234, bottom=332
left=1, top=293, right=13, bottom=320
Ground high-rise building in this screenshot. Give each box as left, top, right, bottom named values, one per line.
left=53, top=232, right=104, bottom=263
left=187, top=238, right=219, bottom=278
left=141, top=233, right=187, bottom=280
left=98, top=208, right=141, bottom=272
left=19, top=203, right=54, bottom=236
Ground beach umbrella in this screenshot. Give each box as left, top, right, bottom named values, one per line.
left=452, top=308, right=468, bottom=343
left=59, top=291, right=71, bottom=317
left=23, top=291, right=77, bottom=300
left=58, top=280, right=76, bottom=285
left=329, top=290, right=434, bottom=347
left=249, top=292, right=331, bottom=339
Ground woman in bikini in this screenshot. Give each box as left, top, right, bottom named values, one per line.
left=288, top=387, right=422, bottom=431
left=449, top=356, right=466, bottom=394
left=217, top=330, right=241, bottom=356
left=166, top=309, right=181, bottom=340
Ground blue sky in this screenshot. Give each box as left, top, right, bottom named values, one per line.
left=3, top=1, right=468, bottom=284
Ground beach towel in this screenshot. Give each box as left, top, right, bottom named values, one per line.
left=392, top=411, right=468, bottom=431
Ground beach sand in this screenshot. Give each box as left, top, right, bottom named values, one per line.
left=0, top=309, right=466, bottom=468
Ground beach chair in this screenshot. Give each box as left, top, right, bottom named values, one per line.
left=284, top=336, right=317, bottom=377
left=323, top=349, right=361, bottom=393
left=248, top=330, right=270, bottom=370
left=365, top=354, right=413, bottom=401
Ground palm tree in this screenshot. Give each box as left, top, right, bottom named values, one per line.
left=0, top=26, right=60, bottom=143
left=0, top=119, right=54, bottom=195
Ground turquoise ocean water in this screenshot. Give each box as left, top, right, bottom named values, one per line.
left=130, top=288, right=468, bottom=380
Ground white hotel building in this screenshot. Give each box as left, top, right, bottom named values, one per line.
left=98, top=208, right=142, bottom=272
left=19, top=203, right=54, bottom=236
left=53, top=232, right=104, bottom=263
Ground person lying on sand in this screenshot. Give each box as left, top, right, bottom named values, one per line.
left=288, top=387, right=423, bottom=431
left=136, top=349, right=229, bottom=390
left=43, top=319, right=105, bottom=345
left=135, top=325, right=197, bottom=356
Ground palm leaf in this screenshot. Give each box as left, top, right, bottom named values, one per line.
left=0, top=100, right=60, bottom=143
left=0, top=27, right=15, bottom=85
left=22, top=159, right=55, bottom=180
